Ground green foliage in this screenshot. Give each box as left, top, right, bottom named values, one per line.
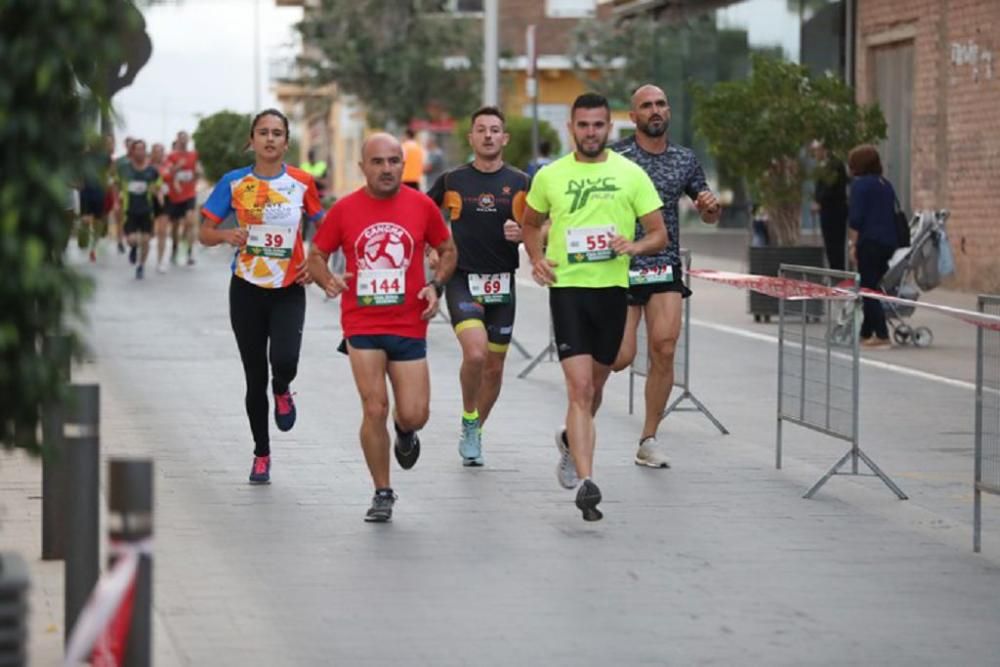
left=193, top=111, right=253, bottom=183
left=452, top=116, right=561, bottom=172
left=0, top=0, right=140, bottom=452
left=693, top=54, right=886, bottom=245
left=570, top=16, right=662, bottom=109
left=297, top=0, right=483, bottom=128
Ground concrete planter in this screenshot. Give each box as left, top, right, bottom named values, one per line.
left=748, top=245, right=827, bottom=322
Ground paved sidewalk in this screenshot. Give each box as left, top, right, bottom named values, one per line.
left=2, top=239, right=999, bottom=666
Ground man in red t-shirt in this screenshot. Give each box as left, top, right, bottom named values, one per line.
left=308, top=132, right=457, bottom=523
left=164, top=130, right=200, bottom=265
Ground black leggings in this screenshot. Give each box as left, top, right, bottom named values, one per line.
left=229, top=276, right=305, bottom=456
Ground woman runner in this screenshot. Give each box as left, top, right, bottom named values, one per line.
left=199, top=109, right=323, bottom=484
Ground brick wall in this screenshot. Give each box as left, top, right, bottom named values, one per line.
left=856, top=0, right=1000, bottom=291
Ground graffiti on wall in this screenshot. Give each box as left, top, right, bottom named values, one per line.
left=951, top=40, right=994, bottom=82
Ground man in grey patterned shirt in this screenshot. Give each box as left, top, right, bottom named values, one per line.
left=610, top=84, right=721, bottom=469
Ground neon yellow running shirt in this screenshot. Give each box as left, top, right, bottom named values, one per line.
left=525, top=150, right=662, bottom=288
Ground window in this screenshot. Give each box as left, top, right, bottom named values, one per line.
left=545, top=0, right=596, bottom=19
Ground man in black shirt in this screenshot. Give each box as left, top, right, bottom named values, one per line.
left=427, top=106, right=530, bottom=467
left=811, top=140, right=849, bottom=271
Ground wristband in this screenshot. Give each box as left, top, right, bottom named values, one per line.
left=428, top=279, right=444, bottom=297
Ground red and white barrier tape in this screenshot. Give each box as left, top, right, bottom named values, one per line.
left=64, top=539, right=152, bottom=667
left=689, top=269, right=1000, bottom=332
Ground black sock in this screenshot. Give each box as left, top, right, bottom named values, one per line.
left=375, top=487, right=394, bottom=496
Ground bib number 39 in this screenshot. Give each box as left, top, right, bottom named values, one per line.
left=246, top=224, right=295, bottom=259
left=468, top=272, right=511, bottom=304
left=566, top=226, right=616, bottom=263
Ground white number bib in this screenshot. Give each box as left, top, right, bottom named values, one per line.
left=246, top=224, right=295, bottom=259
left=175, top=169, right=194, bottom=183
left=468, top=272, right=511, bottom=304
left=127, top=180, right=148, bottom=195
left=357, top=268, right=405, bottom=306
left=629, top=265, right=674, bottom=286
left=566, top=226, right=616, bottom=264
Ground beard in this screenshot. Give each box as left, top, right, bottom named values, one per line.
left=577, top=137, right=607, bottom=158
left=639, top=117, right=669, bottom=138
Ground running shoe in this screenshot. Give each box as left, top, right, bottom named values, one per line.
left=365, top=488, right=397, bottom=523
left=89, top=249, right=96, bottom=263
left=394, top=427, right=421, bottom=470
left=249, top=455, right=271, bottom=484
left=187, top=254, right=196, bottom=266
left=274, top=391, right=296, bottom=431
left=459, top=417, right=483, bottom=467
left=117, top=241, right=126, bottom=254
left=135, top=265, right=144, bottom=280
left=156, top=262, right=167, bottom=274
left=555, top=427, right=579, bottom=489
left=635, top=436, right=671, bottom=468
left=575, top=479, right=603, bottom=522
left=128, top=244, right=137, bottom=265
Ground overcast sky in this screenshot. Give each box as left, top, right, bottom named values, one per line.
left=114, top=0, right=303, bottom=150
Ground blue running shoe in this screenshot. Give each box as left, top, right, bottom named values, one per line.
left=249, top=455, right=271, bottom=484
left=459, top=417, right=483, bottom=466
left=274, top=391, right=296, bottom=431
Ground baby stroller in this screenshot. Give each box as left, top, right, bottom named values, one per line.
left=829, top=210, right=952, bottom=348
left=877, top=209, right=951, bottom=347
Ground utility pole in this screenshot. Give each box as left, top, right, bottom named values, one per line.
left=527, top=24, right=539, bottom=166
left=483, top=0, right=499, bottom=106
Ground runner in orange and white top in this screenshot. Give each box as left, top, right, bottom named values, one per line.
left=199, top=109, right=323, bottom=485
left=165, top=130, right=200, bottom=266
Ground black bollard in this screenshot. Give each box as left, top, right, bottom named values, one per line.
left=41, top=334, right=72, bottom=561
left=63, top=384, right=100, bottom=646
left=0, top=551, right=30, bottom=667
left=109, top=459, right=153, bottom=667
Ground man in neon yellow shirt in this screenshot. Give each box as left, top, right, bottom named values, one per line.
left=521, top=93, right=667, bottom=521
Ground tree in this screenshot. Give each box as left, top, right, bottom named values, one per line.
left=0, top=0, right=148, bottom=453
left=452, top=116, right=561, bottom=172
left=693, top=54, right=886, bottom=246
left=296, top=0, right=483, bottom=128
left=570, top=16, right=660, bottom=109
left=193, top=111, right=253, bottom=183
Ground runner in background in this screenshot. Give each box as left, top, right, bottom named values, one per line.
left=609, top=84, right=721, bottom=469
left=401, top=128, right=425, bottom=190
left=149, top=142, right=171, bottom=273
left=308, top=132, right=457, bottom=523
left=119, top=139, right=162, bottom=280
left=78, top=134, right=114, bottom=262
left=199, top=109, right=323, bottom=484
left=111, top=136, right=135, bottom=254
left=426, top=106, right=529, bottom=467
left=165, top=130, right=200, bottom=266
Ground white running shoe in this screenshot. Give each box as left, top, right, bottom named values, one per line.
left=555, top=427, right=579, bottom=489
left=635, top=436, right=671, bottom=468
left=156, top=263, right=167, bottom=274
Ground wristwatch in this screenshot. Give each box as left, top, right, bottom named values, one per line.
left=428, top=278, right=444, bottom=297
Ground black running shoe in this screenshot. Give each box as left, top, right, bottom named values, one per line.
left=364, top=489, right=396, bottom=523
left=575, top=479, right=603, bottom=522
left=128, top=244, right=137, bottom=265
left=394, top=428, right=421, bottom=470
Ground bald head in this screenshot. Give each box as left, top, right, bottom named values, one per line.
left=361, top=132, right=402, bottom=161
left=629, top=84, right=670, bottom=139
left=360, top=132, right=404, bottom=198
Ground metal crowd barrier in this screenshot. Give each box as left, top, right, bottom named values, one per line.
left=974, top=294, right=1000, bottom=552
left=776, top=264, right=906, bottom=499
left=629, top=250, right=728, bottom=433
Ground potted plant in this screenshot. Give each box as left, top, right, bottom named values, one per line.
left=693, top=54, right=887, bottom=320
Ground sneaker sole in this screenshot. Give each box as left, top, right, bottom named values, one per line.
left=395, top=443, right=420, bottom=470
left=576, top=483, right=603, bottom=522
left=248, top=478, right=271, bottom=485
left=634, top=457, right=671, bottom=469
left=364, top=513, right=392, bottom=523
left=462, top=457, right=484, bottom=467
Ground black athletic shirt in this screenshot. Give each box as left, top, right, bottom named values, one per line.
left=427, top=162, right=530, bottom=274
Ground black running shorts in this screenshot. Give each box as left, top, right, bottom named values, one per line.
left=167, top=197, right=196, bottom=222
left=445, top=269, right=516, bottom=352
left=549, top=286, right=627, bottom=366
left=123, top=211, right=153, bottom=235
left=626, top=263, right=692, bottom=306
